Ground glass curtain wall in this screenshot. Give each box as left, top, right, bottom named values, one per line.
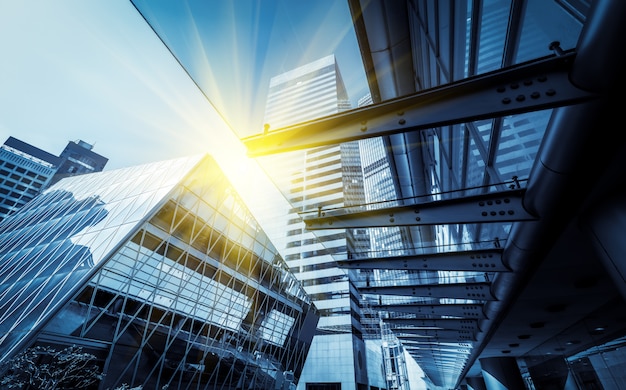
left=0, top=154, right=318, bottom=390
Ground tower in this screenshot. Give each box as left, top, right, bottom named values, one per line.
left=263, top=55, right=371, bottom=390
left=0, top=137, right=60, bottom=222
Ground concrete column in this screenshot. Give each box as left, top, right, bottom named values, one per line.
left=479, top=357, right=526, bottom=390
left=466, top=376, right=487, bottom=390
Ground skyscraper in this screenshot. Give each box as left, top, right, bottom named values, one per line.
left=0, top=137, right=108, bottom=222
left=0, top=137, right=60, bottom=222
left=0, top=154, right=318, bottom=389
left=49, top=139, right=109, bottom=187
left=262, top=55, right=379, bottom=390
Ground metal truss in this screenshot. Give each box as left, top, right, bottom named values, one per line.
left=302, top=189, right=534, bottom=230
left=338, top=248, right=506, bottom=271
left=359, top=282, right=495, bottom=300
left=385, top=318, right=479, bottom=332
left=242, top=52, right=598, bottom=157
left=373, top=303, right=486, bottom=319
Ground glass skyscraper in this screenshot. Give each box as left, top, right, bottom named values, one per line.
left=0, top=154, right=318, bottom=389
left=260, top=55, right=380, bottom=390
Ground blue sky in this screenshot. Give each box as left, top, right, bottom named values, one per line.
left=0, top=0, right=367, bottom=172
left=0, top=0, right=367, bottom=247
left=0, top=0, right=221, bottom=170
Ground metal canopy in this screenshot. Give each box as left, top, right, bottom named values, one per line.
left=242, top=52, right=597, bottom=157
left=126, top=0, right=626, bottom=388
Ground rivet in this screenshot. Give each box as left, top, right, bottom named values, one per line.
left=510, top=83, right=519, bottom=89
left=546, top=89, right=556, bottom=96
left=361, top=126, right=367, bottom=132
left=502, top=97, right=511, bottom=104
left=516, top=94, right=526, bottom=102
left=399, top=119, right=406, bottom=125
left=496, top=86, right=506, bottom=93
left=531, top=91, right=540, bottom=99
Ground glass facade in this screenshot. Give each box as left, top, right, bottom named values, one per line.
left=0, top=154, right=318, bottom=389
left=261, top=55, right=374, bottom=390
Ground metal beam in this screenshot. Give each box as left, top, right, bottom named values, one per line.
left=242, top=52, right=597, bottom=157
left=303, top=189, right=534, bottom=230
left=402, top=346, right=471, bottom=354
left=359, top=282, right=495, bottom=300
left=393, top=328, right=476, bottom=341
left=385, top=318, right=479, bottom=331
left=399, top=339, right=472, bottom=348
left=374, top=303, right=486, bottom=318
left=338, top=248, right=507, bottom=271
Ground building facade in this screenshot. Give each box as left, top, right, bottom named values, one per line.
left=49, top=139, right=109, bottom=187
left=0, top=154, right=318, bottom=389
left=262, top=55, right=383, bottom=390
left=0, top=137, right=60, bottom=222
left=0, top=137, right=108, bottom=222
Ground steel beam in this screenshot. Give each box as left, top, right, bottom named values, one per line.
left=338, top=248, right=506, bottom=271
left=393, top=328, right=476, bottom=341
left=385, top=318, right=479, bottom=331
left=359, top=282, right=495, bottom=300
left=399, top=339, right=472, bottom=348
left=374, top=303, right=486, bottom=318
left=242, top=52, right=597, bottom=157
left=303, top=189, right=534, bottom=230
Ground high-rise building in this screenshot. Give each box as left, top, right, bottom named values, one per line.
left=0, top=154, right=318, bottom=389
left=262, top=55, right=380, bottom=390
left=0, top=137, right=60, bottom=221
left=0, top=137, right=108, bottom=222
left=49, top=139, right=109, bottom=187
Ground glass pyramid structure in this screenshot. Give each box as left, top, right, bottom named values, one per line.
left=0, top=154, right=318, bottom=389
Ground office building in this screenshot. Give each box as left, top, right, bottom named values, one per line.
left=0, top=137, right=60, bottom=222
left=0, top=137, right=108, bottom=222
left=49, top=139, right=109, bottom=187
left=0, top=154, right=318, bottom=389
left=261, top=55, right=381, bottom=390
